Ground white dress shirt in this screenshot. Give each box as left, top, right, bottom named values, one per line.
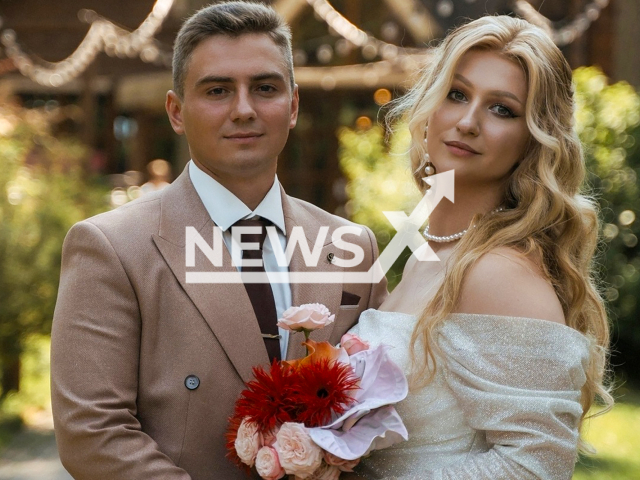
left=189, top=161, right=291, bottom=359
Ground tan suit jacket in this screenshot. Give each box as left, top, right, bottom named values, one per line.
left=51, top=167, right=387, bottom=479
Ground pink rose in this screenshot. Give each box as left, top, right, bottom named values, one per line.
left=235, top=418, right=261, bottom=467
left=296, top=462, right=341, bottom=480
left=274, top=422, right=323, bottom=478
left=340, top=333, right=369, bottom=355
left=277, top=304, right=335, bottom=332
left=255, top=446, right=285, bottom=480
left=323, top=451, right=361, bottom=472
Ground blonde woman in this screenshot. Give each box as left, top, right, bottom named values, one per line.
left=346, top=15, right=612, bottom=479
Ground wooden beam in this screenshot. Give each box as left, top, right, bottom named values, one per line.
left=112, top=53, right=431, bottom=111
left=293, top=55, right=429, bottom=90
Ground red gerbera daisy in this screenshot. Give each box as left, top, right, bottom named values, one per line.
left=291, top=358, right=360, bottom=427
left=233, top=360, right=297, bottom=432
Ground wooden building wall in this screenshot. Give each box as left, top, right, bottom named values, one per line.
left=0, top=0, right=635, bottom=212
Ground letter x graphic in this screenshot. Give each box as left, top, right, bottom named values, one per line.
left=368, top=170, right=455, bottom=283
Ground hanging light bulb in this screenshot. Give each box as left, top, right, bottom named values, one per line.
left=436, top=0, right=454, bottom=18
left=0, top=0, right=175, bottom=86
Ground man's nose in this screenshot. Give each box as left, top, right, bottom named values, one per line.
left=230, top=88, right=257, bottom=121
left=456, top=104, right=480, bottom=136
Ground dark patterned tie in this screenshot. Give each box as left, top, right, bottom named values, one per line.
left=233, top=217, right=281, bottom=362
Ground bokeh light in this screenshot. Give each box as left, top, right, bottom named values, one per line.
left=373, top=88, right=392, bottom=106
left=355, top=116, right=372, bottom=130
left=619, top=209, right=636, bottom=226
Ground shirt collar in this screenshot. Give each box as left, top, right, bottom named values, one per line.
left=189, top=160, right=286, bottom=234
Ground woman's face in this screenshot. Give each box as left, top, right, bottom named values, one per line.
left=426, top=49, right=530, bottom=189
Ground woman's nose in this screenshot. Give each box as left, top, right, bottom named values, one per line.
left=456, top=105, right=480, bottom=136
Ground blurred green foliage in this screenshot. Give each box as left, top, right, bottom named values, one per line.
left=339, top=67, right=640, bottom=381
left=0, top=101, right=109, bottom=399
left=338, top=124, right=421, bottom=288
left=0, top=334, right=51, bottom=438
left=2, top=335, right=52, bottom=414
left=573, top=67, right=640, bottom=383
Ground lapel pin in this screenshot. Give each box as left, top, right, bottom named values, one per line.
left=327, top=252, right=334, bottom=263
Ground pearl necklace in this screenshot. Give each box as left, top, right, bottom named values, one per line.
left=423, top=208, right=504, bottom=243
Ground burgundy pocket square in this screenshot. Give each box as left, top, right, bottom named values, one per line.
left=340, top=291, right=361, bottom=306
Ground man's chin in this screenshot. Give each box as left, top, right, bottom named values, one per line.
left=220, top=159, right=278, bottom=180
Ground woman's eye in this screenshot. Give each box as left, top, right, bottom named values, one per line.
left=491, top=104, right=516, bottom=118
left=448, top=90, right=466, bottom=102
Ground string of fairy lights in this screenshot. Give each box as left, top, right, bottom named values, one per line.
left=0, top=0, right=612, bottom=88
left=302, top=0, right=424, bottom=62
left=513, top=0, right=610, bottom=46
left=0, top=0, right=174, bottom=87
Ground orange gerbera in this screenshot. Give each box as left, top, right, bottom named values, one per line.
left=284, top=340, right=346, bottom=369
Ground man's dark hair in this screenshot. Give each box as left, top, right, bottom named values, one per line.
left=172, top=1, right=294, bottom=98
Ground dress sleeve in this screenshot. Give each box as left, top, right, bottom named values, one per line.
left=426, top=314, right=591, bottom=480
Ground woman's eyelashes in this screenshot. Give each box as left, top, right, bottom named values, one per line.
left=490, top=103, right=517, bottom=118
left=448, top=89, right=466, bottom=102
left=447, top=89, right=519, bottom=118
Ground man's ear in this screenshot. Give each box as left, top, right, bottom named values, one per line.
left=166, top=90, right=185, bottom=135
left=289, top=84, right=299, bottom=130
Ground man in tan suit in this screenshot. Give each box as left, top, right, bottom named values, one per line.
left=51, top=2, right=387, bottom=479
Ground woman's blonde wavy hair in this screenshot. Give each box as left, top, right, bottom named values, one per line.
left=389, top=15, right=612, bottom=452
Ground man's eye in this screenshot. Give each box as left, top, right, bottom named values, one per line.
left=257, top=85, right=276, bottom=93
left=207, top=87, right=226, bottom=95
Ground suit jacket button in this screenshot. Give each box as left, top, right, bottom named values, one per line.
left=185, top=375, right=200, bottom=390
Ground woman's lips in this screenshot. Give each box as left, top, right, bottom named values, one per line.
left=444, top=141, right=480, bottom=157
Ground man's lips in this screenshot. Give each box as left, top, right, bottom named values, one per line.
left=444, top=140, right=480, bottom=155
left=224, top=132, right=263, bottom=143
left=225, top=132, right=263, bottom=139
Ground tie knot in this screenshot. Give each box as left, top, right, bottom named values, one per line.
left=234, top=217, right=270, bottom=228
left=233, top=217, right=271, bottom=253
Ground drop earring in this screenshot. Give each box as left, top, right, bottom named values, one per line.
left=423, top=126, right=436, bottom=177
left=423, top=153, right=436, bottom=176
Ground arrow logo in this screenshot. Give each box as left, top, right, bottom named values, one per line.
left=365, top=170, right=455, bottom=283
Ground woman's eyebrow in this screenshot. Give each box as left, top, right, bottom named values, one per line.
left=453, top=73, right=524, bottom=106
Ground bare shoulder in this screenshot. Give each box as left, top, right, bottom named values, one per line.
left=455, top=246, right=566, bottom=325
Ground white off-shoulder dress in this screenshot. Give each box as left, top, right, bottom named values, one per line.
left=343, top=309, right=591, bottom=480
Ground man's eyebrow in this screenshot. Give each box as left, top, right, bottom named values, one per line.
left=195, top=75, right=232, bottom=88
left=194, top=72, right=286, bottom=88
left=453, top=73, right=524, bottom=106
left=251, top=72, right=286, bottom=83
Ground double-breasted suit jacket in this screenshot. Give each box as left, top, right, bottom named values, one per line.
left=51, top=167, right=388, bottom=479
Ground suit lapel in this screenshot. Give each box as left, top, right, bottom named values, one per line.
left=152, top=168, right=268, bottom=383
left=281, top=191, right=343, bottom=360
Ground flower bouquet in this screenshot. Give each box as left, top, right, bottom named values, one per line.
left=227, top=304, right=408, bottom=479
